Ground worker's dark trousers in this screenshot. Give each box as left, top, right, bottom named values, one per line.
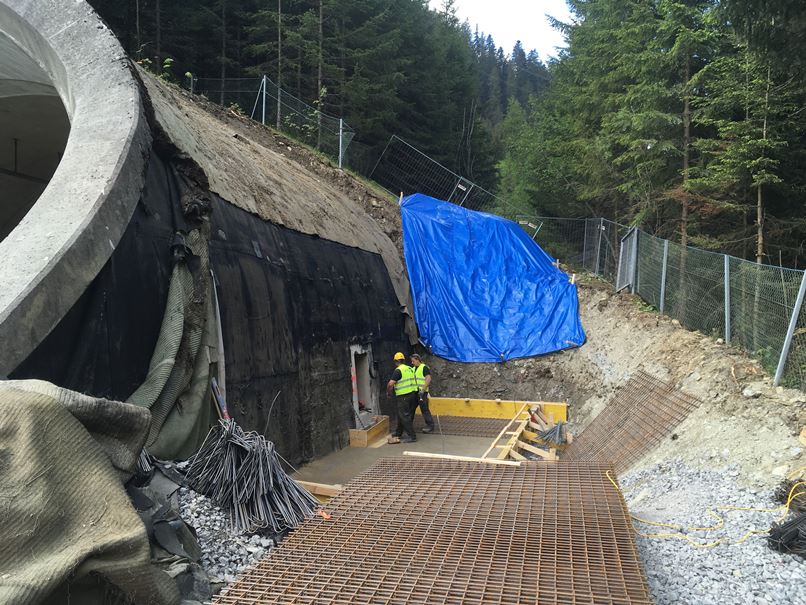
left=393, top=392, right=418, bottom=439
left=412, top=392, right=434, bottom=429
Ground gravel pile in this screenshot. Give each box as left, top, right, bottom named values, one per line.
left=620, top=458, right=806, bottom=605
left=178, top=486, right=274, bottom=585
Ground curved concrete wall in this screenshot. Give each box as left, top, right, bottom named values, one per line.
left=0, top=1, right=150, bottom=374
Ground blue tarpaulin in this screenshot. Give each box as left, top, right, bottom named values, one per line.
left=401, top=193, right=586, bottom=362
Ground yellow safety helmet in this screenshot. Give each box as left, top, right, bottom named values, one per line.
left=393, top=352, right=406, bottom=361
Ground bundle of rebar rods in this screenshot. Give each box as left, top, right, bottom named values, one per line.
left=538, top=421, right=567, bottom=446
left=775, top=479, right=806, bottom=514
left=768, top=512, right=806, bottom=557
left=186, top=420, right=319, bottom=533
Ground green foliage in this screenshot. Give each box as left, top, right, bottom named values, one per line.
left=497, top=0, right=806, bottom=265
left=89, top=0, right=552, bottom=194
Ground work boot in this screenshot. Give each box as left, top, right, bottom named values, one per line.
left=401, top=435, right=417, bottom=443
left=422, top=426, right=434, bottom=434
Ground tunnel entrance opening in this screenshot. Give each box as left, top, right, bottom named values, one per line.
left=0, top=32, right=70, bottom=242
left=350, top=344, right=378, bottom=427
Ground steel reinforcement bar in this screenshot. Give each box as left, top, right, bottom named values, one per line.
left=215, top=457, right=652, bottom=605
left=412, top=414, right=509, bottom=438
left=563, top=371, right=701, bottom=473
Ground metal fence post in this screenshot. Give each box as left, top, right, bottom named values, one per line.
left=659, top=239, right=669, bottom=314
left=261, top=75, right=267, bottom=126
left=724, top=255, right=731, bottom=344
left=582, top=219, right=589, bottom=271
left=276, top=81, right=281, bottom=130
left=595, top=218, right=604, bottom=276
left=774, top=270, right=806, bottom=386
left=338, top=118, right=344, bottom=169
left=629, top=229, right=639, bottom=294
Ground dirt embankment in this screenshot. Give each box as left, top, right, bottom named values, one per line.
left=425, top=280, right=805, bottom=486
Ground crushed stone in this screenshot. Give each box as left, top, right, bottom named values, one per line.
left=620, top=459, right=806, bottom=605
left=178, top=487, right=274, bottom=586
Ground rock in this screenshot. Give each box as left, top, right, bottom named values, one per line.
left=671, top=319, right=681, bottom=327
left=742, top=387, right=761, bottom=399
left=716, top=338, right=724, bottom=345
left=772, top=465, right=788, bottom=477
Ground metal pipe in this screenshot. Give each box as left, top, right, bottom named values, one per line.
left=660, top=239, right=669, bottom=314
left=724, top=254, right=731, bottom=344
left=774, top=270, right=806, bottom=386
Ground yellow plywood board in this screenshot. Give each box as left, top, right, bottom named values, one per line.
left=429, top=397, right=567, bottom=422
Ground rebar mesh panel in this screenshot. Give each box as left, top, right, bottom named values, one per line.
left=564, top=372, right=701, bottom=473
left=216, top=458, right=651, bottom=605
left=412, top=414, right=508, bottom=437
left=634, top=233, right=665, bottom=309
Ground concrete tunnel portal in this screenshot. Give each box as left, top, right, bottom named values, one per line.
left=0, top=31, right=70, bottom=241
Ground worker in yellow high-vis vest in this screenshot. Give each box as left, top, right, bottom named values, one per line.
left=386, top=352, right=418, bottom=444
left=410, top=353, right=434, bottom=434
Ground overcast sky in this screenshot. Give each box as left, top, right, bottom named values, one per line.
left=428, top=0, right=572, bottom=61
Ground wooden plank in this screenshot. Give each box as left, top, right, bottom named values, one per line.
left=349, top=415, right=390, bottom=448
left=428, top=397, right=568, bottom=421
left=508, top=449, right=527, bottom=461
left=402, top=451, right=521, bottom=467
left=295, top=480, right=343, bottom=497
left=522, top=429, right=539, bottom=442
left=517, top=440, right=556, bottom=460
left=495, top=419, right=528, bottom=460
left=481, top=404, right=529, bottom=459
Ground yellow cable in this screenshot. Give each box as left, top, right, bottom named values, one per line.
left=605, top=471, right=805, bottom=549
left=786, top=465, right=806, bottom=480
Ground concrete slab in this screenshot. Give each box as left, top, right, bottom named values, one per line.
left=292, top=435, right=492, bottom=486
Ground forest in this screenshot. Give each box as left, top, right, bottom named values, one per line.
left=89, top=0, right=548, bottom=188
left=89, top=0, right=806, bottom=265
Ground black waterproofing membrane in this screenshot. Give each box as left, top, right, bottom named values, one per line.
left=12, top=152, right=407, bottom=464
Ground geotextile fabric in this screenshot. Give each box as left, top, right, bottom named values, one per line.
left=0, top=380, right=179, bottom=605
left=400, top=194, right=586, bottom=362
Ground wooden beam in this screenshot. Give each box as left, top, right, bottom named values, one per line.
left=517, top=440, right=556, bottom=460
left=295, top=480, right=343, bottom=497
left=402, top=451, right=521, bottom=467
left=481, top=403, right=529, bottom=459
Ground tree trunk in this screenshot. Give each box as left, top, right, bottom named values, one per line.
left=678, top=55, right=692, bottom=323
left=681, top=56, right=691, bottom=248
left=757, top=63, right=771, bottom=264
left=276, top=0, right=282, bottom=130
left=155, top=0, right=161, bottom=70
left=135, top=0, right=141, bottom=52
left=220, top=0, right=227, bottom=106
left=316, top=0, right=323, bottom=149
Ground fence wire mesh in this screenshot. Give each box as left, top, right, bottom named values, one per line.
left=532, top=217, right=806, bottom=389
left=634, top=233, right=665, bottom=310
left=189, top=76, right=354, bottom=164
left=369, top=135, right=523, bottom=217
left=729, top=258, right=803, bottom=380
left=664, top=243, right=726, bottom=339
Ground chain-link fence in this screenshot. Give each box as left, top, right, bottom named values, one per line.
left=531, top=217, right=806, bottom=390
left=188, top=75, right=354, bottom=166
left=369, top=135, right=528, bottom=218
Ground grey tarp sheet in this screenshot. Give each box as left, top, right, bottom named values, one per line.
left=0, top=380, right=179, bottom=605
